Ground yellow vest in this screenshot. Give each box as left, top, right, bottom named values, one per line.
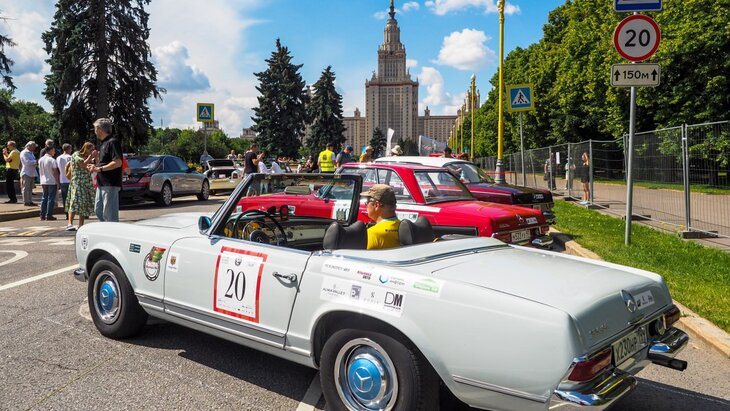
left=319, top=149, right=335, bottom=172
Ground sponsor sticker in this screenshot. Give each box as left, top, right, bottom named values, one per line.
left=412, top=278, right=443, bottom=296
left=320, top=276, right=406, bottom=317
left=80, top=235, right=89, bottom=251
left=213, top=246, right=267, bottom=323
left=526, top=217, right=538, bottom=225
left=395, top=211, right=419, bottom=222
left=143, top=246, right=166, bottom=281
left=166, top=252, right=180, bottom=273
left=129, top=243, right=141, bottom=253
left=634, top=290, right=655, bottom=310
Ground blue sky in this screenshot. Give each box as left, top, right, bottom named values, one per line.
left=0, top=0, right=564, bottom=136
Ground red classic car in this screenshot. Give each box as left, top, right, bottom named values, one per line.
left=237, top=164, right=552, bottom=247
left=374, top=156, right=556, bottom=224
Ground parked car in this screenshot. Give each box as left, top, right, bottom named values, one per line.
left=204, top=159, right=244, bottom=195
left=375, top=156, right=556, bottom=224
left=122, top=155, right=209, bottom=206
left=73, top=172, right=689, bottom=411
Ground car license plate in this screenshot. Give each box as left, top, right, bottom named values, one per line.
left=612, top=326, right=648, bottom=366
left=511, top=230, right=531, bottom=243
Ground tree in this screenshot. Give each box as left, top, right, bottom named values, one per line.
left=370, top=127, right=386, bottom=158
left=251, top=39, right=308, bottom=158
left=0, top=91, right=58, bottom=148
left=305, top=66, right=346, bottom=155
left=42, top=0, right=163, bottom=149
left=0, top=11, right=14, bottom=90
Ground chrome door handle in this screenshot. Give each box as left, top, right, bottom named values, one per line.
left=273, top=272, right=297, bottom=282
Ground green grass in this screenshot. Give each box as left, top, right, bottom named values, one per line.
left=553, top=201, right=730, bottom=333
left=596, top=179, right=730, bottom=195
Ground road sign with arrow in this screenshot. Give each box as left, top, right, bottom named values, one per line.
left=610, top=63, right=661, bottom=87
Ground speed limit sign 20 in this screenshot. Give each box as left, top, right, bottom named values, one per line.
left=614, top=15, right=661, bottom=62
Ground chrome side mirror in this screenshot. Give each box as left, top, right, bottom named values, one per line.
left=198, top=215, right=212, bottom=234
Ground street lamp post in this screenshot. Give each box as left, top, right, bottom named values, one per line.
left=470, top=74, right=476, bottom=161
left=495, top=0, right=506, bottom=183
left=460, top=104, right=465, bottom=155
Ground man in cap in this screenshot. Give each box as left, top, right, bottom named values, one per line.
left=359, top=145, right=374, bottom=163
left=390, top=145, right=403, bottom=156
left=318, top=143, right=335, bottom=173
left=363, top=184, right=400, bottom=250
left=335, top=144, right=354, bottom=168
left=20, top=141, right=38, bottom=206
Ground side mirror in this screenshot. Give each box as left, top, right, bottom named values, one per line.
left=198, top=215, right=212, bottom=234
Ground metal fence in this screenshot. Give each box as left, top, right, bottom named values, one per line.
left=475, top=120, right=730, bottom=239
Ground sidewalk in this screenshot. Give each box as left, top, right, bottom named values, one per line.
left=0, top=187, right=65, bottom=222
left=551, top=228, right=730, bottom=358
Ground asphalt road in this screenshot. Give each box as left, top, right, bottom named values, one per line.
left=0, top=196, right=728, bottom=411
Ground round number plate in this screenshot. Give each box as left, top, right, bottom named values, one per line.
left=613, top=15, right=661, bottom=62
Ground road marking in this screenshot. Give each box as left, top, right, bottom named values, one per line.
left=0, top=239, right=35, bottom=245
left=295, top=373, right=322, bottom=411
left=0, top=250, right=28, bottom=267
left=0, top=264, right=77, bottom=291
left=79, top=298, right=92, bottom=321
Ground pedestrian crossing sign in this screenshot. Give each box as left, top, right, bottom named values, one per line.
left=506, top=84, right=535, bottom=112
left=197, top=103, right=215, bottom=123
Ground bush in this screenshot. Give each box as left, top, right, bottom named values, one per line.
left=0, top=164, right=5, bottom=181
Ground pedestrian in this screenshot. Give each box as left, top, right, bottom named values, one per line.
left=443, top=147, right=453, bottom=158
left=227, top=150, right=237, bottom=160
left=87, top=118, right=123, bottom=222
left=38, top=146, right=60, bottom=221
left=66, top=142, right=96, bottom=230
left=359, top=146, right=374, bottom=163
left=39, top=139, right=56, bottom=158
left=56, top=143, right=73, bottom=211
left=580, top=152, right=590, bottom=204
left=257, top=151, right=270, bottom=173
left=199, top=150, right=213, bottom=171
left=318, top=143, right=336, bottom=173
left=243, top=143, right=264, bottom=175
left=390, top=145, right=403, bottom=157
left=544, top=153, right=557, bottom=191
left=2, top=140, right=20, bottom=203
left=335, top=145, right=354, bottom=168
left=20, top=141, right=38, bottom=206
left=564, top=157, right=576, bottom=191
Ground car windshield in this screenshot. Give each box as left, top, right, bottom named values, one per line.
left=413, top=170, right=474, bottom=203
left=127, top=156, right=160, bottom=170
left=446, top=162, right=495, bottom=184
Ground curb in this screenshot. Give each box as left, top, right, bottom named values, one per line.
left=0, top=206, right=65, bottom=222
left=550, top=228, right=730, bottom=358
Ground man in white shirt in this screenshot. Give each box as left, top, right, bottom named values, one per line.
left=20, top=141, right=38, bottom=206
left=56, top=143, right=73, bottom=211
left=38, top=146, right=60, bottom=220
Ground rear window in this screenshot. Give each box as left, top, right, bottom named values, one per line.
left=127, top=157, right=160, bottom=170
left=414, top=171, right=473, bottom=203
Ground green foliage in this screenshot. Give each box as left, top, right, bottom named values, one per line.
left=369, top=127, right=386, bottom=158
left=0, top=12, right=15, bottom=90
left=396, top=138, right=419, bottom=156
left=0, top=91, right=59, bottom=148
left=554, top=201, right=730, bottom=333
left=141, top=127, right=250, bottom=164
left=473, top=0, right=729, bottom=159
left=251, top=38, right=308, bottom=158
left=305, top=66, right=346, bottom=156
left=42, top=0, right=163, bottom=149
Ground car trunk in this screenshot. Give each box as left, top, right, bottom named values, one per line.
left=430, top=248, right=670, bottom=350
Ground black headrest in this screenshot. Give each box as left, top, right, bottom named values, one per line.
left=399, top=216, right=435, bottom=246
left=323, top=221, right=367, bottom=250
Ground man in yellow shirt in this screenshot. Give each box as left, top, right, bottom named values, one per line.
left=318, top=143, right=335, bottom=173
left=359, top=145, right=374, bottom=163
left=363, top=184, right=400, bottom=250
left=3, top=140, right=20, bottom=203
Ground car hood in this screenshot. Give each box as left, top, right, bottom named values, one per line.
left=431, top=247, right=670, bottom=349
left=135, top=213, right=204, bottom=229
left=469, top=182, right=546, bottom=196
left=433, top=200, right=545, bottom=227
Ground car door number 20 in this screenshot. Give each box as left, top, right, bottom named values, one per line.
left=224, top=269, right=246, bottom=301
left=214, top=247, right=267, bottom=323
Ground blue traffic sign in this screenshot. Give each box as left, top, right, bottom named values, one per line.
left=614, top=0, right=662, bottom=12
left=506, top=84, right=534, bottom=113
left=197, top=103, right=215, bottom=123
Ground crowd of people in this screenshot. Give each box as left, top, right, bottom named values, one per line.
left=2, top=117, right=125, bottom=230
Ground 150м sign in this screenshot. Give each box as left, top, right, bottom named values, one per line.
left=611, top=63, right=661, bottom=87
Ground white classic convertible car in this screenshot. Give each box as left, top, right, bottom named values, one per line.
left=73, top=173, right=689, bottom=411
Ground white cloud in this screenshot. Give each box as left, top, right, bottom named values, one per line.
left=406, top=59, right=418, bottom=69
left=419, top=66, right=446, bottom=106
left=434, top=29, right=496, bottom=71
left=153, top=41, right=210, bottom=91
left=425, top=0, right=520, bottom=16
left=0, top=4, right=52, bottom=78
left=374, top=2, right=422, bottom=19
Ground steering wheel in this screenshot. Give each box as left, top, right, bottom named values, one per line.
left=232, top=209, right=288, bottom=246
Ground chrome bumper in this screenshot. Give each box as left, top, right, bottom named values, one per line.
left=73, top=267, right=87, bottom=282
left=543, top=210, right=556, bottom=225
left=531, top=234, right=553, bottom=248
left=550, top=327, right=688, bottom=410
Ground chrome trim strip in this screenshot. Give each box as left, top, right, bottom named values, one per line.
left=318, top=244, right=508, bottom=266
left=452, top=375, right=549, bottom=403
left=164, top=299, right=286, bottom=338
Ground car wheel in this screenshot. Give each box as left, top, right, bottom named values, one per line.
left=320, top=328, right=438, bottom=411
left=156, top=182, right=173, bottom=207
left=87, top=259, right=148, bottom=339
left=197, top=180, right=210, bottom=201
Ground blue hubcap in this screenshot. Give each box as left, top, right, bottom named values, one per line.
left=335, top=339, right=398, bottom=411
left=100, top=282, right=116, bottom=312
left=348, top=356, right=383, bottom=402
left=94, top=272, right=120, bottom=324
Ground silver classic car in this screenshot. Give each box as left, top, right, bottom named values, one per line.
left=73, top=173, right=688, bottom=411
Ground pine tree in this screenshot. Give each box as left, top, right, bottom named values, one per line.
left=42, top=0, right=163, bottom=148
left=251, top=39, right=308, bottom=158
left=370, top=127, right=386, bottom=158
left=305, top=66, right=345, bottom=156
left=0, top=12, right=14, bottom=90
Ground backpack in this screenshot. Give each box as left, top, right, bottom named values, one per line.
left=64, top=160, right=73, bottom=179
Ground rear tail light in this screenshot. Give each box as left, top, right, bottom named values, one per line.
left=138, top=174, right=151, bottom=187
left=567, top=348, right=612, bottom=382
left=663, top=305, right=681, bottom=328
left=540, top=225, right=549, bottom=234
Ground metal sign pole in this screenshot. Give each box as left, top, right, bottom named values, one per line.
left=625, top=85, right=636, bottom=245
left=519, top=112, right=526, bottom=186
